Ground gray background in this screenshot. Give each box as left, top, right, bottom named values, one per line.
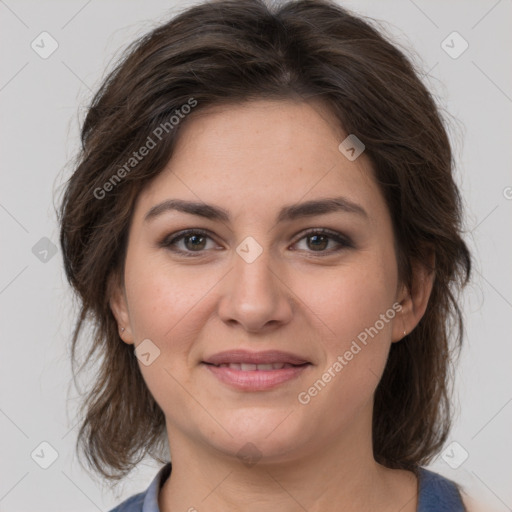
left=1, top=0, right=511, bottom=510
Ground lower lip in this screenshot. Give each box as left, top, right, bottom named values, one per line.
left=203, top=363, right=310, bottom=391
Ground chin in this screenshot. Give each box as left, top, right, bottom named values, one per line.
left=202, top=409, right=311, bottom=465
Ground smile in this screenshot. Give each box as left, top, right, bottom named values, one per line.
left=202, top=361, right=311, bottom=391
left=213, top=362, right=299, bottom=370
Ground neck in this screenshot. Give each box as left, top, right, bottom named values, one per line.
left=158, top=408, right=418, bottom=512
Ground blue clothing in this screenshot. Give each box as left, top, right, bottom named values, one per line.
left=108, top=463, right=466, bottom=511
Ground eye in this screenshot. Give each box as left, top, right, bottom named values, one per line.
left=159, top=228, right=353, bottom=257
left=292, top=228, right=353, bottom=254
left=159, top=229, right=217, bottom=256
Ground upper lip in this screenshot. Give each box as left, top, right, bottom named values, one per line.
left=203, top=350, right=310, bottom=366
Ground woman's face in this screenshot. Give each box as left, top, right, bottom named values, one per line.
left=111, top=99, right=411, bottom=463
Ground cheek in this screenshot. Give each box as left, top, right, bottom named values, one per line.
left=291, top=254, right=398, bottom=414
left=122, top=261, right=205, bottom=418
left=295, top=271, right=396, bottom=431
left=124, top=249, right=204, bottom=340
left=295, top=255, right=397, bottom=348
left=123, top=253, right=221, bottom=386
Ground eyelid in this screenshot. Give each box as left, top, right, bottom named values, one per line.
left=294, top=227, right=354, bottom=249
left=159, top=228, right=218, bottom=256
left=159, top=227, right=354, bottom=256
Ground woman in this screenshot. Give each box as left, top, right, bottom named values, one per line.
left=58, top=0, right=474, bottom=510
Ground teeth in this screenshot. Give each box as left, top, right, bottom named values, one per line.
left=255, top=363, right=274, bottom=370
left=217, top=362, right=293, bottom=370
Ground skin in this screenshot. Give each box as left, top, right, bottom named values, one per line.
left=110, top=99, right=435, bottom=512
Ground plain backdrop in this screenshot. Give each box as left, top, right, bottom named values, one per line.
left=1, top=0, right=511, bottom=510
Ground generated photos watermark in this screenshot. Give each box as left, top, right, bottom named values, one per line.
left=298, top=302, right=403, bottom=405
left=93, top=97, right=198, bottom=200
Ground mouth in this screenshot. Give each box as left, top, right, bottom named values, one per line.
left=204, top=362, right=307, bottom=371
left=202, top=349, right=311, bottom=367
left=201, top=350, right=312, bottom=391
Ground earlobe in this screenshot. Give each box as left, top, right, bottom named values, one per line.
left=107, top=273, right=135, bottom=345
left=391, top=293, right=410, bottom=343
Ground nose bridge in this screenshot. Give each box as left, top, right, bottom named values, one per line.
left=217, top=236, right=292, bottom=331
left=236, top=242, right=275, bottom=297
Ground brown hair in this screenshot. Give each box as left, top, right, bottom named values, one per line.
left=58, top=0, right=471, bottom=482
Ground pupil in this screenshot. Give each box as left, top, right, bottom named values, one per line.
left=309, top=234, right=327, bottom=251
left=186, top=235, right=205, bottom=250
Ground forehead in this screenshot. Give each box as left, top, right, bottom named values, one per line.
left=133, top=99, right=385, bottom=224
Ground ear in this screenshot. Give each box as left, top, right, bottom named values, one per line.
left=107, top=272, right=135, bottom=345
left=392, top=251, right=435, bottom=343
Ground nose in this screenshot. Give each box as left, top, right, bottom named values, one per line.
left=217, top=244, right=294, bottom=333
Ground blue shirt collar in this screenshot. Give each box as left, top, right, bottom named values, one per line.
left=141, top=462, right=172, bottom=512
left=137, top=463, right=464, bottom=512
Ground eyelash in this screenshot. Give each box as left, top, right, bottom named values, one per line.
left=159, top=228, right=354, bottom=257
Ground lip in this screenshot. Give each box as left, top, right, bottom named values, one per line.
left=204, top=363, right=310, bottom=391
left=203, top=349, right=310, bottom=366
left=202, top=350, right=312, bottom=391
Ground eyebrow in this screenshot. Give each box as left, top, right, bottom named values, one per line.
left=144, top=196, right=368, bottom=224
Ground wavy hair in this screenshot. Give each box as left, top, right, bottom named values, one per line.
left=58, top=0, right=471, bottom=482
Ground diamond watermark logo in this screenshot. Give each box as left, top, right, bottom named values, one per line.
left=441, top=441, right=469, bottom=469
left=441, top=31, right=468, bottom=59
left=32, top=237, right=58, bottom=263
left=135, top=338, right=161, bottom=366
left=31, top=32, right=59, bottom=59
left=31, top=441, right=59, bottom=469
left=236, top=236, right=263, bottom=264
left=338, top=134, right=365, bottom=161
left=236, top=442, right=262, bottom=468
